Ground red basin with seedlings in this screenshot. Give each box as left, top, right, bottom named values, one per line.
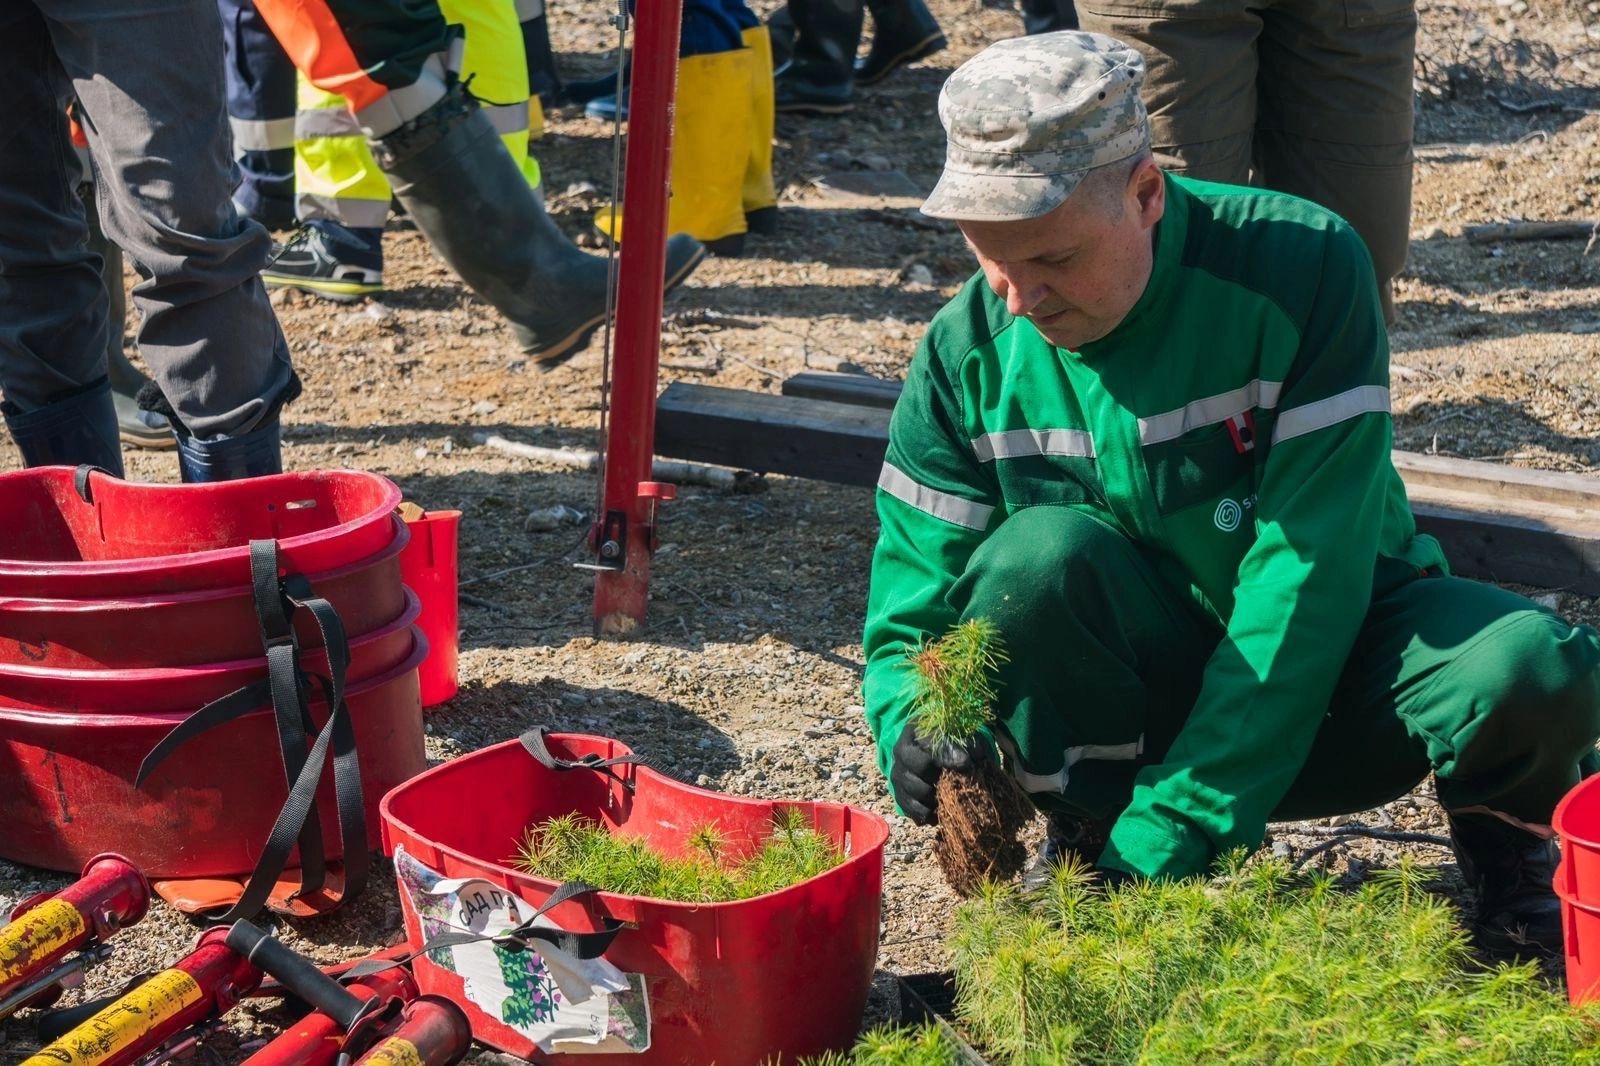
left=380, top=732, right=889, bottom=1064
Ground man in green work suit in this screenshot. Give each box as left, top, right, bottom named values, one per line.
left=862, top=31, right=1600, bottom=958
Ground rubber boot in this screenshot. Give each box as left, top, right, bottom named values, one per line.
left=768, top=7, right=795, bottom=75
left=743, top=27, right=779, bottom=236
left=2, top=379, right=125, bottom=477
left=372, top=86, right=707, bottom=367
left=1448, top=811, right=1564, bottom=959
left=522, top=8, right=564, bottom=106
left=855, top=0, right=946, bottom=85
left=1019, top=0, right=1079, bottom=35
left=594, top=51, right=751, bottom=256
left=82, top=182, right=175, bottom=449
left=775, top=0, right=863, bottom=114
left=175, top=418, right=284, bottom=482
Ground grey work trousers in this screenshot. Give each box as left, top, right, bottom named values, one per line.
left=0, top=0, right=294, bottom=440
left=1078, top=0, right=1416, bottom=324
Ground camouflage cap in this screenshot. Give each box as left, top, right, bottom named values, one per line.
left=921, top=31, right=1148, bottom=222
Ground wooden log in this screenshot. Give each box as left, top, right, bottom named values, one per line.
left=656, top=382, right=1600, bottom=592
left=1462, top=221, right=1598, bottom=243
left=781, top=371, right=904, bottom=410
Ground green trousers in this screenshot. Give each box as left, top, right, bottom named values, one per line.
left=952, top=507, right=1600, bottom=838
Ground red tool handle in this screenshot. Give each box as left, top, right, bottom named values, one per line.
left=349, top=997, right=473, bottom=1066
left=242, top=967, right=418, bottom=1066
left=0, top=854, right=149, bottom=1005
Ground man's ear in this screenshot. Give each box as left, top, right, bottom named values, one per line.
left=1130, top=157, right=1165, bottom=230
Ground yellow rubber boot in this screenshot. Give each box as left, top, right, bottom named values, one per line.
left=594, top=49, right=752, bottom=256
left=742, top=26, right=778, bottom=235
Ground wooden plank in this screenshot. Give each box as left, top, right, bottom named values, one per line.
left=656, top=382, right=889, bottom=488
left=657, top=383, right=1600, bottom=591
left=781, top=371, right=904, bottom=410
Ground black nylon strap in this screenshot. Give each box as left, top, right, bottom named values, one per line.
left=72, top=464, right=110, bottom=503
left=135, top=539, right=368, bottom=922
left=345, top=880, right=625, bottom=983
left=520, top=727, right=644, bottom=794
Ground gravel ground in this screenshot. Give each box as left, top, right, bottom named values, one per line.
left=4, top=0, right=1600, bottom=1059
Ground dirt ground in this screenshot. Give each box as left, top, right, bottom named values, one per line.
left=4, top=0, right=1600, bottom=1059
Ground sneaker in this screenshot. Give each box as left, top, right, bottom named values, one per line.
left=261, top=223, right=384, bottom=303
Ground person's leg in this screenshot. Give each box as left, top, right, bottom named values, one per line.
left=1276, top=572, right=1600, bottom=956
left=947, top=507, right=1219, bottom=828
left=741, top=23, right=779, bottom=234
left=1076, top=0, right=1259, bottom=183
left=1252, top=0, right=1415, bottom=325
left=440, top=0, right=539, bottom=191
left=0, top=3, right=123, bottom=474
left=516, top=0, right=561, bottom=116
left=775, top=0, right=864, bottom=114
left=219, top=0, right=298, bottom=231
left=270, top=77, right=388, bottom=301
left=252, top=0, right=706, bottom=366
left=855, top=0, right=945, bottom=86
left=43, top=0, right=296, bottom=479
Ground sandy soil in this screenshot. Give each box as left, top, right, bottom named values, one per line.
left=3, top=0, right=1600, bottom=1058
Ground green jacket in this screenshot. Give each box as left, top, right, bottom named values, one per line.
left=862, top=175, right=1445, bottom=880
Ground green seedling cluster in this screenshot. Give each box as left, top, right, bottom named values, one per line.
left=944, top=855, right=1600, bottom=1064
left=908, top=617, right=1008, bottom=748
left=809, top=856, right=1600, bottom=1065
left=511, top=808, right=843, bottom=903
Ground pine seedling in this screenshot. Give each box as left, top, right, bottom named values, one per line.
left=907, top=617, right=1008, bottom=748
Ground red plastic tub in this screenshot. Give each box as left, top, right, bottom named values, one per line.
left=0, top=640, right=428, bottom=878
left=1556, top=861, right=1600, bottom=1004
left=0, top=517, right=409, bottom=670
left=1555, top=774, right=1600, bottom=905
left=0, top=593, right=420, bottom=715
left=380, top=733, right=888, bottom=1065
left=0, top=467, right=401, bottom=597
left=399, top=509, right=460, bottom=708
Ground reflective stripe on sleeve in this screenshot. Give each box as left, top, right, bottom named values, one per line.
left=230, top=116, right=296, bottom=152
left=877, top=462, right=994, bottom=531
left=998, top=733, right=1145, bottom=794
left=352, top=56, right=449, bottom=138
left=1138, top=379, right=1284, bottom=445
left=971, top=427, right=1096, bottom=462
left=1272, top=385, right=1390, bottom=444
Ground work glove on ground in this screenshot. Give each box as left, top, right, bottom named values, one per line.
left=889, top=722, right=991, bottom=826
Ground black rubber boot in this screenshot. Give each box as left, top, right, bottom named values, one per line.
left=1021, top=810, right=1112, bottom=892
left=3, top=378, right=125, bottom=477
left=1448, top=811, right=1564, bottom=959
left=1019, top=0, right=1079, bottom=35
left=768, top=7, right=795, bottom=75
left=521, top=11, right=564, bottom=106
left=372, top=86, right=706, bottom=368
left=775, top=0, right=863, bottom=114
left=81, top=181, right=175, bottom=450
left=855, top=0, right=945, bottom=85
left=175, top=418, right=284, bottom=482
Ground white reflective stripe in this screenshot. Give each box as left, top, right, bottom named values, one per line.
left=998, top=733, right=1145, bottom=794
left=1065, top=737, right=1144, bottom=767
left=295, top=107, right=362, bottom=140
left=353, top=57, right=449, bottom=137
left=483, top=102, right=530, bottom=137
left=876, top=462, right=994, bottom=531
left=515, top=0, right=544, bottom=19
left=1272, top=385, right=1390, bottom=444
left=231, top=116, right=296, bottom=151
left=1138, top=379, right=1284, bottom=445
left=295, top=193, right=391, bottom=230
left=971, top=427, right=1096, bottom=463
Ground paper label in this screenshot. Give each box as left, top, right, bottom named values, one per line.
left=0, top=898, right=87, bottom=985
left=21, top=968, right=203, bottom=1066
left=395, top=846, right=650, bottom=1054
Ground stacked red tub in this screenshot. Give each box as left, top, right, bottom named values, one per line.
left=0, top=466, right=429, bottom=915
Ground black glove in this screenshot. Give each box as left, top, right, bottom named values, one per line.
left=889, top=722, right=987, bottom=826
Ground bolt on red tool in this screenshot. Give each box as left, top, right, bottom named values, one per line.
left=0, top=853, right=149, bottom=1022
left=19, top=925, right=261, bottom=1066
left=228, top=921, right=471, bottom=1066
